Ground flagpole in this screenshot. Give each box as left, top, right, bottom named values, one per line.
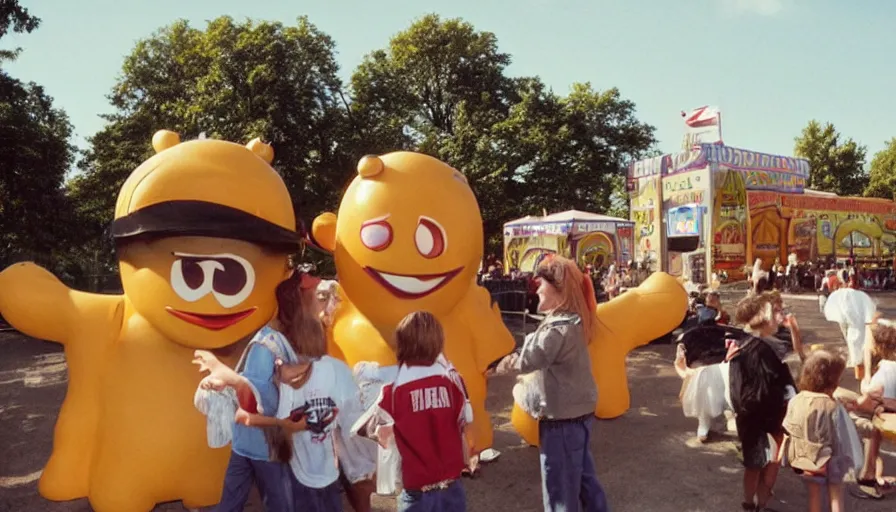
left=718, top=110, right=724, bottom=145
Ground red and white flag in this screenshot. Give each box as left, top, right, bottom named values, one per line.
left=680, top=106, right=722, bottom=149
left=681, top=106, right=720, bottom=128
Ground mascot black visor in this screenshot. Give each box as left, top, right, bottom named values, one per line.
left=111, top=200, right=301, bottom=252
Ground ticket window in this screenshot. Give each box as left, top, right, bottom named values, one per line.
left=667, top=236, right=701, bottom=276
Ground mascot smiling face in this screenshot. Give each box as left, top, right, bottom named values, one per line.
left=113, top=131, right=298, bottom=349
left=327, top=153, right=482, bottom=328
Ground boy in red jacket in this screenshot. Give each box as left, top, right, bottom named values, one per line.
left=353, top=311, right=469, bottom=511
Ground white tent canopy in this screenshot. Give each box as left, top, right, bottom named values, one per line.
left=504, top=209, right=630, bottom=227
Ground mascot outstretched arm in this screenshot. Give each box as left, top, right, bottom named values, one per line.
left=0, top=130, right=300, bottom=511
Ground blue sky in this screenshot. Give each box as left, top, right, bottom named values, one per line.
left=3, top=0, right=895, bottom=162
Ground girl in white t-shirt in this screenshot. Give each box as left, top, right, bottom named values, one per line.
left=277, top=355, right=366, bottom=511
left=235, top=313, right=371, bottom=511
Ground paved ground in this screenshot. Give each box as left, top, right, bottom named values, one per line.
left=1, top=290, right=895, bottom=511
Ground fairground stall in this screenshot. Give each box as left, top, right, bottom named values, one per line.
left=629, top=144, right=896, bottom=284
left=503, top=210, right=635, bottom=273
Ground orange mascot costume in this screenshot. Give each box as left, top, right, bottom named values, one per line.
left=312, top=153, right=516, bottom=452
left=0, top=131, right=300, bottom=511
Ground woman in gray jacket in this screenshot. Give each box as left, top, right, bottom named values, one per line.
left=499, top=255, right=609, bottom=512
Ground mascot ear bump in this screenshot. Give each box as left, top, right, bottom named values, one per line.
left=357, top=155, right=385, bottom=178
left=152, top=130, right=181, bottom=153
left=312, top=213, right=338, bottom=253
left=246, top=138, right=275, bottom=164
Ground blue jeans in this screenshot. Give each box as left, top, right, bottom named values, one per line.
left=290, top=476, right=343, bottom=512
left=216, top=452, right=293, bottom=512
left=397, top=480, right=466, bottom=512
left=539, top=415, right=609, bottom=512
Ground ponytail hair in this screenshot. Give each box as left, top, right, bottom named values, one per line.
left=535, top=256, right=596, bottom=340
left=275, top=269, right=326, bottom=358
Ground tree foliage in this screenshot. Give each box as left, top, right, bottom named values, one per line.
left=864, top=138, right=896, bottom=200
left=0, top=0, right=40, bottom=61
left=794, top=120, right=868, bottom=195
left=73, top=16, right=352, bottom=237
left=0, top=2, right=78, bottom=277
left=0, top=75, right=76, bottom=267
left=3, top=12, right=658, bottom=278
left=349, top=14, right=655, bottom=251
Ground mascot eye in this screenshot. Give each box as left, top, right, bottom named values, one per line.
left=415, top=217, right=446, bottom=259
left=361, top=219, right=393, bottom=251
left=211, top=254, right=256, bottom=309
left=171, top=258, right=214, bottom=302
left=170, top=253, right=256, bottom=308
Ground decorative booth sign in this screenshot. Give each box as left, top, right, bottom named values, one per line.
left=573, top=221, right=616, bottom=234
left=667, top=205, right=701, bottom=237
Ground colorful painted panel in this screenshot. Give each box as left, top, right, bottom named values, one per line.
left=702, top=145, right=810, bottom=177
left=742, top=170, right=807, bottom=193
left=815, top=212, right=888, bottom=258
left=663, top=169, right=709, bottom=209
left=504, top=235, right=566, bottom=273
left=782, top=195, right=896, bottom=215
left=617, top=226, right=634, bottom=263
left=631, top=176, right=661, bottom=269
left=574, top=232, right=615, bottom=269
left=712, top=170, right=747, bottom=270
left=504, top=222, right=572, bottom=237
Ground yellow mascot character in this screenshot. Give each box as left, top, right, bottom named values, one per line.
left=511, top=271, right=688, bottom=446
left=312, top=153, right=516, bottom=452
left=0, top=130, right=300, bottom=511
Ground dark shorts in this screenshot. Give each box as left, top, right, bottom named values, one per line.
left=290, top=476, right=343, bottom=512
left=737, top=413, right=785, bottom=470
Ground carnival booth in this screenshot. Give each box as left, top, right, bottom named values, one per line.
left=629, top=143, right=896, bottom=284
left=503, top=210, right=635, bottom=273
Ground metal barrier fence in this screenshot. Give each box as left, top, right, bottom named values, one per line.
left=480, top=278, right=534, bottom=329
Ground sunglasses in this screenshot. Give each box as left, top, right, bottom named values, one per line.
left=535, top=268, right=558, bottom=287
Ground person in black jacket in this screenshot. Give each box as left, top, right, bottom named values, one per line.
left=727, top=294, right=798, bottom=512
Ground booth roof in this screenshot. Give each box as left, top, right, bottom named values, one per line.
left=503, top=209, right=632, bottom=227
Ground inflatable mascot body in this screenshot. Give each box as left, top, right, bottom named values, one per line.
left=0, top=131, right=299, bottom=511
left=511, top=271, right=688, bottom=446
left=312, top=153, right=515, bottom=451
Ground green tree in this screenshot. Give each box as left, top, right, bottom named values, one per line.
left=74, top=16, right=352, bottom=242
left=0, top=0, right=40, bottom=62
left=794, top=120, right=868, bottom=195
left=350, top=14, right=655, bottom=252
left=864, top=138, right=896, bottom=200
left=0, top=3, right=79, bottom=277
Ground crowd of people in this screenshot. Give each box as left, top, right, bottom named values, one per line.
left=747, top=254, right=896, bottom=295
left=188, top=253, right=609, bottom=512
left=179, top=247, right=896, bottom=512
left=478, top=253, right=654, bottom=311
left=673, top=285, right=896, bottom=511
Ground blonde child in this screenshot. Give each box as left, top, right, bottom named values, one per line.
left=782, top=350, right=851, bottom=512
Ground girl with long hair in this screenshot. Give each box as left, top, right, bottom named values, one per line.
left=198, top=268, right=373, bottom=512
left=193, top=268, right=322, bottom=511
left=498, top=255, right=609, bottom=512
